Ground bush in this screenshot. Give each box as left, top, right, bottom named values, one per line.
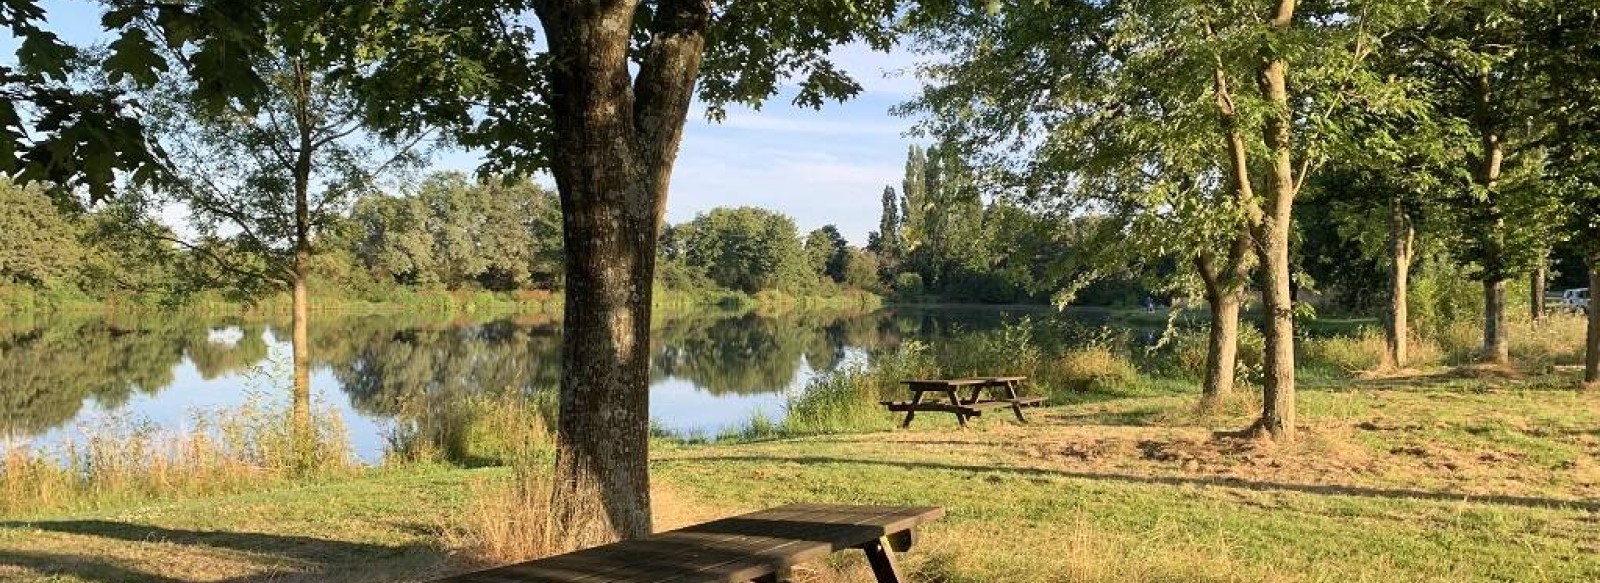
left=1051, top=345, right=1141, bottom=395
left=935, top=319, right=1044, bottom=387
left=893, top=272, right=925, bottom=299
left=779, top=341, right=936, bottom=436
left=383, top=391, right=556, bottom=467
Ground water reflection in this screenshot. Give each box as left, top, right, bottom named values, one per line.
left=5, top=306, right=1035, bottom=457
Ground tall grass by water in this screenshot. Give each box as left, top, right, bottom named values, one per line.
left=1, top=389, right=353, bottom=516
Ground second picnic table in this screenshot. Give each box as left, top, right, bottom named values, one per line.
left=882, top=376, right=1045, bottom=428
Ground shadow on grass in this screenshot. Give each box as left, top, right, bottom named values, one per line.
left=0, top=521, right=449, bottom=583
left=663, top=455, right=1600, bottom=513
left=1304, top=367, right=1578, bottom=393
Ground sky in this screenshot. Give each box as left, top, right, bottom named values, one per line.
left=7, top=1, right=928, bottom=246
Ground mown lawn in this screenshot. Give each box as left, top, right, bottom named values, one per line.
left=4, top=373, right=1598, bottom=582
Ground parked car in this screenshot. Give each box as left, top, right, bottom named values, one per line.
left=1561, top=288, right=1589, bottom=314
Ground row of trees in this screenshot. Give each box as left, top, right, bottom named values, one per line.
left=905, top=0, right=1600, bottom=441
left=15, top=0, right=1594, bottom=552
left=4, top=175, right=886, bottom=303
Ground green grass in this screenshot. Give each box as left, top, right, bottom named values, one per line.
left=6, top=373, right=1598, bottom=582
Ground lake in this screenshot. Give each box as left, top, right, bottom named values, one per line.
left=2, top=305, right=1110, bottom=462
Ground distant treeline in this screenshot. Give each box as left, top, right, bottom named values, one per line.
left=0, top=174, right=892, bottom=311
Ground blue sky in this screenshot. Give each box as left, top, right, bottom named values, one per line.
left=9, top=1, right=925, bottom=246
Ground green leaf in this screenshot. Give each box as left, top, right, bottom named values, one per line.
left=105, top=28, right=168, bottom=86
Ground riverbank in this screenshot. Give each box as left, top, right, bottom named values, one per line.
left=4, top=369, right=1597, bottom=582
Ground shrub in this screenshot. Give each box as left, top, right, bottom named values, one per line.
left=893, top=272, right=925, bottom=299
left=780, top=341, right=935, bottom=436
left=383, top=391, right=556, bottom=467
left=936, top=319, right=1044, bottom=386
left=1051, top=345, right=1141, bottom=395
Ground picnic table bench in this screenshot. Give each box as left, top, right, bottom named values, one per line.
left=432, top=503, right=944, bottom=583
left=881, top=376, right=1045, bottom=428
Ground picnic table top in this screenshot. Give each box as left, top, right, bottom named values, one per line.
left=435, top=503, right=944, bottom=583
left=901, top=376, right=1027, bottom=387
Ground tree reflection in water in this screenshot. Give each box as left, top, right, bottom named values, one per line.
left=1, top=307, right=1046, bottom=455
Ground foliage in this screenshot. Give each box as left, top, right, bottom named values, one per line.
left=346, top=173, right=562, bottom=291
left=668, top=207, right=813, bottom=294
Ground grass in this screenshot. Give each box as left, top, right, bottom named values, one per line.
left=4, top=374, right=1598, bottom=582
left=3, top=310, right=1596, bottom=582
left=2, top=389, right=355, bottom=516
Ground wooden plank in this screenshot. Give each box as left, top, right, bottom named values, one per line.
left=434, top=505, right=943, bottom=583
left=653, top=505, right=942, bottom=583
left=901, top=378, right=988, bottom=388
left=882, top=403, right=983, bottom=416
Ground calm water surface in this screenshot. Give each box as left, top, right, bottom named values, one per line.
left=3, top=306, right=1099, bottom=461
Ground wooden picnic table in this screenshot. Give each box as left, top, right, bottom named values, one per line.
left=882, top=376, right=1044, bottom=428
left=432, top=503, right=944, bottom=583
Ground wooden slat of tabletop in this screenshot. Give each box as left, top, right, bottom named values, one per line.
left=458, top=506, right=831, bottom=583
left=437, top=504, right=943, bottom=583
left=655, top=505, right=938, bottom=583
left=902, top=378, right=988, bottom=387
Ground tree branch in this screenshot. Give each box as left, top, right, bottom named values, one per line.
left=631, top=0, right=711, bottom=229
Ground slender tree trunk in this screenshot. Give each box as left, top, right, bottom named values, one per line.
left=290, top=255, right=313, bottom=468
left=289, top=56, right=316, bottom=471
left=1474, top=70, right=1510, bottom=365
left=1530, top=260, right=1547, bottom=323
left=1249, top=0, right=1299, bottom=442
left=1383, top=193, right=1414, bottom=370
left=1585, top=253, right=1598, bottom=387
left=1200, top=280, right=1242, bottom=411
left=1483, top=278, right=1510, bottom=364
left=535, top=0, right=708, bottom=551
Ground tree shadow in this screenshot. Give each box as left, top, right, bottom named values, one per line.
left=0, top=520, right=451, bottom=583
left=662, top=455, right=1600, bottom=513
left=1307, top=367, right=1575, bottom=393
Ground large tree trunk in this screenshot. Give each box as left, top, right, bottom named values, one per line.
left=1585, top=253, right=1598, bottom=387
left=1249, top=0, right=1299, bottom=442
left=1530, top=260, right=1547, bottom=323
left=1383, top=192, right=1414, bottom=370
left=1483, top=278, right=1510, bottom=364
left=535, top=0, right=708, bottom=551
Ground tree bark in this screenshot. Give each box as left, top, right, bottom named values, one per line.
left=1249, top=0, right=1299, bottom=442
left=1473, top=69, right=1510, bottom=365
left=1383, top=192, right=1414, bottom=370
left=1530, top=260, right=1547, bottom=323
left=290, top=56, right=315, bottom=472
left=534, top=0, right=709, bottom=551
left=1199, top=271, right=1243, bottom=411
left=1483, top=278, right=1510, bottom=365
left=1585, top=253, right=1598, bottom=387
left=290, top=256, right=313, bottom=469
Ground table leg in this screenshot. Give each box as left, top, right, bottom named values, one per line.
left=858, top=536, right=907, bottom=583
left=901, top=390, right=925, bottom=428
left=1005, top=380, right=1027, bottom=423
left=945, top=390, right=967, bottom=428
